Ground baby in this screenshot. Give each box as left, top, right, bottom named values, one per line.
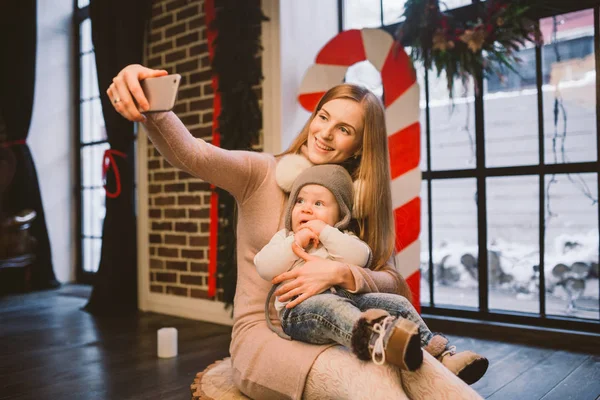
left=255, top=163, right=488, bottom=382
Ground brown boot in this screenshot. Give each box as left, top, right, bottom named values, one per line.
left=351, top=309, right=423, bottom=371
left=424, top=335, right=489, bottom=385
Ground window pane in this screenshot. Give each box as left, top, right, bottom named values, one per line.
left=83, top=187, right=106, bottom=237
left=488, top=176, right=540, bottom=314
left=541, top=9, right=596, bottom=164
left=81, top=100, right=92, bottom=142
left=382, top=0, right=405, bottom=25
left=91, top=98, right=106, bottom=142
left=78, top=0, right=90, bottom=8
left=81, top=142, right=110, bottom=188
left=484, top=45, right=539, bottom=167
left=431, top=178, right=478, bottom=309
left=429, top=76, right=476, bottom=171
left=83, top=238, right=101, bottom=273
left=415, top=60, right=427, bottom=172
left=80, top=18, right=92, bottom=54
left=344, top=0, right=382, bottom=29
left=81, top=52, right=99, bottom=100
left=420, top=180, right=430, bottom=306
left=545, top=173, right=598, bottom=320
left=440, top=0, right=471, bottom=10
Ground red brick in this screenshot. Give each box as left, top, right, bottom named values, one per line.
left=154, top=196, right=176, bottom=206
left=177, top=4, right=199, bottom=20
left=201, top=112, right=213, bottom=123
left=149, top=31, right=162, bottom=43
left=166, top=22, right=186, bottom=38
left=149, top=234, right=162, bottom=244
left=162, top=159, right=174, bottom=169
left=190, top=70, right=211, bottom=84
left=180, top=114, right=200, bottom=126
left=178, top=195, right=201, bottom=206
left=148, top=55, right=163, bottom=68
left=190, top=98, right=212, bottom=111
left=149, top=184, right=162, bottom=194
left=150, top=258, right=164, bottom=270
left=152, top=14, right=173, bottom=30
left=175, top=222, right=198, bottom=233
left=189, top=16, right=203, bottom=29
left=151, top=41, right=174, bottom=54
left=191, top=288, right=209, bottom=299
left=164, top=183, right=186, bottom=193
left=189, top=43, right=207, bottom=56
left=176, top=32, right=199, bottom=47
left=179, top=86, right=201, bottom=100
left=166, top=286, right=188, bottom=296
left=202, top=82, right=213, bottom=96
left=156, top=272, right=177, bottom=283
left=189, top=236, right=209, bottom=247
left=166, top=260, right=188, bottom=271
left=165, top=234, right=187, bottom=245
left=173, top=102, right=188, bottom=114
left=165, top=49, right=187, bottom=63
left=154, top=171, right=176, bottom=181
left=151, top=4, right=163, bottom=18
left=182, top=249, right=204, bottom=259
left=188, top=182, right=210, bottom=192
left=152, top=221, right=172, bottom=231
left=158, top=247, right=179, bottom=258
left=164, top=209, right=187, bottom=219
left=190, top=262, right=208, bottom=272
left=148, top=160, right=161, bottom=170
left=180, top=274, right=203, bottom=285
left=178, top=171, right=194, bottom=180
left=190, top=126, right=211, bottom=138
left=200, top=222, right=209, bottom=231
left=150, top=285, right=164, bottom=293
left=149, top=208, right=162, bottom=218
left=166, top=0, right=189, bottom=11
left=189, top=208, right=209, bottom=218
left=200, top=54, right=210, bottom=68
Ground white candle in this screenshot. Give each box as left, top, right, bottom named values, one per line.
left=157, top=327, right=178, bottom=358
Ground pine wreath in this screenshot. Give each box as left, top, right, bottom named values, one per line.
left=211, top=0, right=268, bottom=308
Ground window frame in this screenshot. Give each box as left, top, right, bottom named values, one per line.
left=341, top=0, right=600, bottom=333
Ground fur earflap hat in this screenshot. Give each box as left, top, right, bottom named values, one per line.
left=284, top=164, right=354, bottom=232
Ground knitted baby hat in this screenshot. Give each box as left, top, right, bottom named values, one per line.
left=284, top=164, right=354, bottom=232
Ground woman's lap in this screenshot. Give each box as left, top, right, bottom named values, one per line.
left=304, top=346, right=483, bottom=400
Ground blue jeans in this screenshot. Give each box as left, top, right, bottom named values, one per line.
left=281, top=289, right=434, bottom=348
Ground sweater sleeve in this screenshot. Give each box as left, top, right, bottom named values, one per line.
left=319, top=226, right=371, bottom=268
left=253, top=229, right=299, bottom=282
left=345, top=264, right=406, bottom=295
left=143, top=112, right=269, bottom=203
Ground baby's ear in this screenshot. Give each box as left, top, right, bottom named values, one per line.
left=352, top=179, right=364, bottom=219
left=275, top=154, right=313, bottom=192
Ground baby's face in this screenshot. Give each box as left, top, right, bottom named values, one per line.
left=291, top=184, right=340, bottom=232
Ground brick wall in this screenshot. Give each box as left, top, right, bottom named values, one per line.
left=145, top=0, right=262, bottom=301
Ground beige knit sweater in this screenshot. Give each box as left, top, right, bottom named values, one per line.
left=145, top=112, right=406, bottom=399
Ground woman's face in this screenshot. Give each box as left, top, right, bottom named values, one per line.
left=306, top=98, right=364, bottom=165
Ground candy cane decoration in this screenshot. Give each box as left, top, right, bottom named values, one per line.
left=298, top=28, right=422, bottom=311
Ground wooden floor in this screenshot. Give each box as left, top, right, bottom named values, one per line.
left=1, top=285, right=598, bottom=400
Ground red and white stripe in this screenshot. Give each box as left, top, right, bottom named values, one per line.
left=298, top=28, right=422, bottom=311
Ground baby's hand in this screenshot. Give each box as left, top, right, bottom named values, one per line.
left=294, top=228, right=319, bottom=249
left=301, top=220, right=328, bottom=236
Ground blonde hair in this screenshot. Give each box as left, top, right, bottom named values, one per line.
left=281, top=84, right=397, bottom=275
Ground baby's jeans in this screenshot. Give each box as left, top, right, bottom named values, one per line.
left=280, top=289, right=434, bottom=348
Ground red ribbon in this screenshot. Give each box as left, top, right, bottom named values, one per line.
left=102, top=149, right=127, bottom=199
left=0, top=139, right=26, bottom=148
left=205, top=0, right=220, bottom=298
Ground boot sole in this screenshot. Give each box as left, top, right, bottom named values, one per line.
left=457, top=357, right=489, bottom=385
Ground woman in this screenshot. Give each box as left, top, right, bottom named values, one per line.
left=108, top=65, right=482, bottom=400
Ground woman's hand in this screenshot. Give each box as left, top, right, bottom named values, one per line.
left=106, top=64, right=168, bottom=122
left=272, top=243, right=353, bottom=308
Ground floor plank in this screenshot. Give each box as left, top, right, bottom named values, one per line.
left=540, top=355, right=600, bottom=400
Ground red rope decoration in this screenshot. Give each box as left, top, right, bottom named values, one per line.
left=102, top=149, right=127, bottom=199
left=0, top=139, right=26, bottom=148
left=205, top=0, right=220, bottom=298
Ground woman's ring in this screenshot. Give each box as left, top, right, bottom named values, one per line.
left=113, top=97, right=121, bottom=104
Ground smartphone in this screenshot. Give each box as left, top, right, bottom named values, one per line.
left=140, top=74, right=181, bottom=112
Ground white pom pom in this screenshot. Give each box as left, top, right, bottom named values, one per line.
left=275, top=154, right=313, bottom=192
left=352, top=179, right=364, bottom=218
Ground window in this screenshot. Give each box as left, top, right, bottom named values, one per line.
left=341, top=1, right=599, bottom=332
left=76, top=3, right=106, bottom=280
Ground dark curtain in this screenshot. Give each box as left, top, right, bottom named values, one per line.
left=84, top=0, right=150, bottom=314
left=0, top=0, right=59, bottom=290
